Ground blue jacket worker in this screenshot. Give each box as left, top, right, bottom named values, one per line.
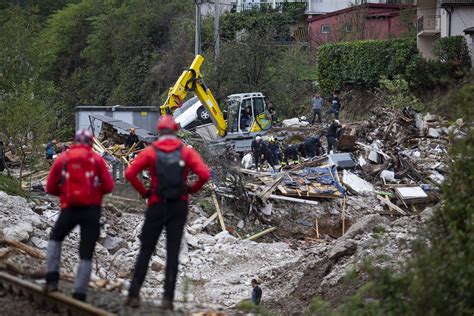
left=251, top=279, right=262, bottom=305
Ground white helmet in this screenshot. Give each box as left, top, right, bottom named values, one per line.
left=256, top=136, right=262, bottom=141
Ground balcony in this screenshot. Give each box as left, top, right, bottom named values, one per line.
left=417, top=15, right=440, bottom=36
left=440, top=0, right=474, bottom=6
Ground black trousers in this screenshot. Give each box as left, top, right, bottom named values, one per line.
left=327, top=136, right=338, bottom=152
left=311, top=109, right=322, bottom=124
left=128, top=200, right=188, bottom=301
left=46, top=206, right=101, bottom=283
left=50, top=206, right=101, bottom=260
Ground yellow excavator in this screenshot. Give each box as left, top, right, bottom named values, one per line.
left=160, top=55, right=272, bottom=151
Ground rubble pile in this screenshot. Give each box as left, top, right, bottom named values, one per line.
left=0, top=106, right=466, bottom=313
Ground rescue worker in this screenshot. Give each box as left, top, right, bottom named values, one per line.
left=311, top=92, right=324, bottom=124
left=268, top=137, right=282, bottom=164
left=283, top=144, right=299, bottom=164
left=44, top=129, right=114, bottom=302
left=326, top=91, right=342, bottom=120
left=326, top=120, right=343, bottom=153
left=304, top=136, right=324, bottom=158
left=251, top=279, right=262, bottom=305
left=125, top=128, right=139, bottom=148
left=267, top=100, right=277, bottom=123
left=45, top=140, right=56, bottom=160
left=251, top=136, right=276, bottom=171
left=124, top=115, right=210, bottom=310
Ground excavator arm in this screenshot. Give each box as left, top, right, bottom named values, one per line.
left=160, top=55, right=227, bottom=137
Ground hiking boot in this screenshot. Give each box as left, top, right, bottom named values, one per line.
left=160, top=298, right=174, bottom=311
left=72, top=292, right=86, bottom=302
left=43, top=281, right=58, bottom=293
left=124, top=296, right=140, bottom=308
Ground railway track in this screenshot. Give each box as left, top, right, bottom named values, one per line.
left=0, top=272, right=115, bottom=316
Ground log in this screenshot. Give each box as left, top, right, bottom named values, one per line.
left=315, top=218, right=320, bottom=239
left=377, top=195, right=407, bottom=215
left=0, top=238, right=45, bottom=260
left=244, top=227, right=276, bottom=241
left=341, top=197, right=346, bottom=235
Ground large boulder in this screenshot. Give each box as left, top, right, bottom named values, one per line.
left=341, top=214, right=390, bottom=240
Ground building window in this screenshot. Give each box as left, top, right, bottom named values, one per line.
left=345, top=24, right=353, bottom=33
left=321, top=24, right=330, bottom=34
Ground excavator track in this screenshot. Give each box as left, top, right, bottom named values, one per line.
left=0, top=272, right=115, bottom=316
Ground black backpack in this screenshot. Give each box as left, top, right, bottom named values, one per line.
left=153, top=144, right=186, bottom=200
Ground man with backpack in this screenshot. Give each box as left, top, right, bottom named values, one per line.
left=124, top=115, right=210, bottom=310
left=44, top=129, right=114, bottom=301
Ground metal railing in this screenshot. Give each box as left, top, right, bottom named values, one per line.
left=238, top=1, right=307, bottom=13
left=417, top=15, right=440, bottom=34
left=440, top=0, right=474, bottom=5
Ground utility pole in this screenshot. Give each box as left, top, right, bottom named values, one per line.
left=214, top=0, right=220, bottom=59
left=195, top=0, right=202, bottom=55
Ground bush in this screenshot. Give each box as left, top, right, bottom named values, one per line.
left=316, top=38, right=418, bottom=94
left=0, top=174, right=27, bottom=198
left=433, top=35, right=471, bottom=71
left=404, top=53, right=454, bottom=90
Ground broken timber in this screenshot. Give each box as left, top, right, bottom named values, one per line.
left=211, top=192, right=226, bottom=232
left=245, top=227, right=276, bottom=241
left=377, top=195, right=408, bottom=215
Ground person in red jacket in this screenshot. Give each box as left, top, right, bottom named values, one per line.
left=124, top=115, right=210, bottom=310
left=44, top=129, right=114, bottom=302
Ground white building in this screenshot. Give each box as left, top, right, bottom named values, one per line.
left=200, top=0, right=237, bottom=16
left=417, top=0, right=474, bottom=62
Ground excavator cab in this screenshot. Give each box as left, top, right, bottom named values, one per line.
left=226, top=92, right=272, bottom=135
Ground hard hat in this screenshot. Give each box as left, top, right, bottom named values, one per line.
left=334, top=119, right=341, bottom=125
left=74, top=129, right=93, bottom=146
left=157, top=115, right=179, bottom=132
left=256, top=136, right=262, bottom=141
left=268, top=136, right=275, bottom=142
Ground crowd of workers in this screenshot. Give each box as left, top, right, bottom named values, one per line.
left=248, top=90, right=344, bottom=171
left=250, top=119, right=343, bottom=171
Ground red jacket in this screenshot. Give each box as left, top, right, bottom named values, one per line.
left=46, top=144, right=115, bottom=209
left=125, top=137, right=210, bottom=206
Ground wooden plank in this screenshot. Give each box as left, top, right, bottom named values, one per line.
left=245, top=227, right=276, bottom=241
left=341, top=197, right=346, bottom=235
left=211, top=192, right=226, bottom=232
left=202, top=212, right=218, bottom=229
left=377, top=195, right=407, bottom=215
left=258, top=176, right=284, bottom=200
left=315, top=218, right=320, bottom=239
